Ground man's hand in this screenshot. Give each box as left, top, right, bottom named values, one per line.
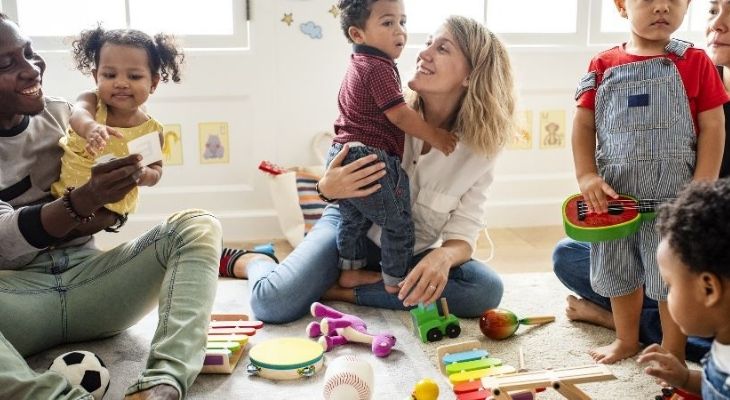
left=71, top=154, right=144, bottom=216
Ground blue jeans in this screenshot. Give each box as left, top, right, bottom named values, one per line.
left=552, top=237, right=711, bottom=363
left=248, top=206, right=503, bottom=323
left=703, top=351, right=730, bottom=399
left=326, top=143, right=414, bottom=286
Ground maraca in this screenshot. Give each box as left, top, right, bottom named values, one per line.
left=479, top=308, right=555, bottom=340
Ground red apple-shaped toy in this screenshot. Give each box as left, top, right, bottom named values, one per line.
left=479, top=308, right=555, bottom=340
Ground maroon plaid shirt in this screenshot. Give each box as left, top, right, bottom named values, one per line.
left=333, top=45, right=406, bottom=158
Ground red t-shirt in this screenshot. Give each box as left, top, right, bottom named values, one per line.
left=333, top=45, right=406, bottom=157
left=577, top=44, right=729, bottom=134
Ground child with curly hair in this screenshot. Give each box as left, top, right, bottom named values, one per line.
left=638, top=179, right=730, bottom=399
left=51, top=27, right=183, bottom=230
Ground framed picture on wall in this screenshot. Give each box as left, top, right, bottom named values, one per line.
left=507, top=110, right=533, bottom=150
left=539, top=110, right=566, bottom=150
left=162, top=124, right=183, bottom=166
left=198, top=122, right=230, bottom=164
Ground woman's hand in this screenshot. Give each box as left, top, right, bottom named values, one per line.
left=71, top=154, right=144, bottom=216
left=318, top=144, right=387, bottom=200
left=398, top=248, right=452, bottom=307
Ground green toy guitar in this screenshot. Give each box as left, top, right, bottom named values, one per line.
left=562, top=194, right=670, bottom=243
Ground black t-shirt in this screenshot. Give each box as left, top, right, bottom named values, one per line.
left=718, top=66, right=730, bottom=178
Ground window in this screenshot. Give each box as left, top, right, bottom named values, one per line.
left=404, top=0, right=708, bottom=47
left=0, top=0, right=248, bottom=50
left=405, top=0, right=587, bottom=46
left=591, top=0, right=707, bottom=46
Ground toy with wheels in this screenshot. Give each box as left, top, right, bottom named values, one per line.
left=479, top=308, right=554, bottom=340
left=410, top=298, right=461, bottom=343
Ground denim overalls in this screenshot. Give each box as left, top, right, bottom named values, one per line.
left=575, top=39, right=696, bottom=300
left=703, top=351, right=730, bottom=399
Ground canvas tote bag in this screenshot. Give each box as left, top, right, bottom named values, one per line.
left=266, top=132, right=332, bottom=247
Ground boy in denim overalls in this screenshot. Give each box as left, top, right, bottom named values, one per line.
left=638, top=179, right=730, bottom=400
left=572, top=0, right=728, bottom=364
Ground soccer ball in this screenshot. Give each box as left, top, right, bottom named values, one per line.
left=49, top=350, right=110, bottom=400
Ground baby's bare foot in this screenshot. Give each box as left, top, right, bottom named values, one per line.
left=565, top=295, right=615, bottom=330
left=589, top=338, right=641, bottom=364
left=338, top=270, right=382, bottom=288
left=124, top=384, right=179, bottom=400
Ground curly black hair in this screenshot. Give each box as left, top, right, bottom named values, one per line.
left=657, top=178, right=730, bottom=279
left=337, top=0, right=379, bottom=42
left=72, top=26, right=184, bottom=83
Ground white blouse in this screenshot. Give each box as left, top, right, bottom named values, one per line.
left=368, top=135, right=497, bottom=254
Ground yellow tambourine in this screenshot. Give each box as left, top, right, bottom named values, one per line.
left=246, top=337, right=324, bottom=380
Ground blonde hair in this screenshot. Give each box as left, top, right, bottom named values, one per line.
left=408, top=15, right=517, bottom=157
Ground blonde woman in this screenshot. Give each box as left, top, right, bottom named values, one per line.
left=231, top=16, right=517, bottom=322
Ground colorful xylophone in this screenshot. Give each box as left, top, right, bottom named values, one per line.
left=436, top=340, right=523, bottom=400
left=201, top=313, right=264, bottom=374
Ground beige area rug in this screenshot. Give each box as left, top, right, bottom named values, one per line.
left=26, top=273, right=690, bottom=399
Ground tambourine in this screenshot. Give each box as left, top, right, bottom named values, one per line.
left=247, top=337, right=324, bottom=380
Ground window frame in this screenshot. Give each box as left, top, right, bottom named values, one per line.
left=405, top=0, right=707, bottom=49
left=0, top=0, right=249, bottom=50
left=588, top=0, right=705, bottom=47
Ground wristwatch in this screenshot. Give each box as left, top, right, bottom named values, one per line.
left=315, top=181, right=336, bottom=203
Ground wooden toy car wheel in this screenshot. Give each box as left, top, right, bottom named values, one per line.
left=427, top=328, right=443, bottom=342
left=445, top=324, right=461, bottom=338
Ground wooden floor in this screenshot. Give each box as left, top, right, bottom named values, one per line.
left=225, top=225, right=565, bottom=275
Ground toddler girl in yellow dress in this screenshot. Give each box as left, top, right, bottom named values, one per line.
left=51, top=26, right=184, bottom=230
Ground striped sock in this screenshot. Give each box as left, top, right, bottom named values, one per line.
left=219, top=248, right=245, bottom=277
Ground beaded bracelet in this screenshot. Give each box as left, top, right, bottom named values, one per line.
left=315, top=181, right=336, bottom=203
left=62, top=186, right=95, bottom=223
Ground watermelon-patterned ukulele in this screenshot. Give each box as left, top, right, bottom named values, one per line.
left=562, top=193, right=670, bottom=243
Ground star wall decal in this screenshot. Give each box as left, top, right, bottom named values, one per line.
left=328, top=5, right=340, bottom=18
left=281, top=13, right=294, bottom=26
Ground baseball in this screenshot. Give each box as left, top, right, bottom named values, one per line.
left=322, top=355, right=374, bottom=400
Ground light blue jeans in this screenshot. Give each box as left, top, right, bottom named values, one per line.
left=248, top=206, right=503, bottom=323
left=0, top=209, right=221, bottom=399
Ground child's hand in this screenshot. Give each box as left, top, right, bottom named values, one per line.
left=135, top=163, right=162, bottom=187
left=638, top=344, right=690, bottom=388
left=577, top=172, right=618, bottom=214
left=431, top=128, right=458, bottom=156
left=83, top=123, right=123, bottom=156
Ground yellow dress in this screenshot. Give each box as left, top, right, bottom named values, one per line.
left=51, top=98, right=163, bottom=215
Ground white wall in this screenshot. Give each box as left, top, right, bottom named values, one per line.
left=38, top=1, right=600, bottom=248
